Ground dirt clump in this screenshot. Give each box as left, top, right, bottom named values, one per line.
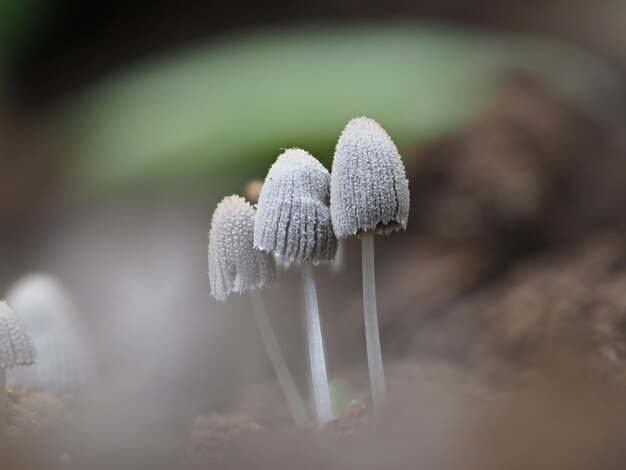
left=181, top=414, right=262, bottom=469
left=1, top=387, right=72, bottom=470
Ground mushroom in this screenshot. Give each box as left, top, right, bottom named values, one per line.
left=330, top=117, right=410, bottom=413
left=0, top=300, right=37, bottom=434
left=5, top=273, right=97, bottom=393
left=254, top=148, right=337, bottom=424
left=208, top=194, right=308, bottom=425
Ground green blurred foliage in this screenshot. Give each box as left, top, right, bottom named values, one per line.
left=329, top=377, right=358, bottom=416
left=0, top=0, right=49, bottom=88
left=51, top=24, right=624, bottom=197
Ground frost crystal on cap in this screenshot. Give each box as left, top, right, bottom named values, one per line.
left=254, top=148, right=337, bottom=263
left=208, top=195, right=276, bottom=301
left=331, top=116, right=410, bottom=238
left=6, top=273, right=96, bottom=391
left=0, top=301, right=37, bottom=369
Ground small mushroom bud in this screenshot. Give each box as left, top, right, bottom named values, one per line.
left=0, top=300, right=37, bottom=434
left=330, top=116, right=410, bottom=414
left=254, top=148, right=337, bottom=263
left=209, top=195, right=276, bottom=302
left=244, top=179, right=264, bottom=205
left=255, top=148, right=336, bottom=424
left=6, top=273, right=97, bottom=393
left=208, top=195, right=307, bottom=425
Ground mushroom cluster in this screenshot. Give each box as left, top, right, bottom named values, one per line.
left=207, top=116, right=409, bottom=424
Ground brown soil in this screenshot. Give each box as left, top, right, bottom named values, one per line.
left=180, top=414, right=262, bottom=469
left=2, top=387, right=73, bottom=470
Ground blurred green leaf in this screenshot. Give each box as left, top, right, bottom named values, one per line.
left=53, top=23, right=625, bottom=197
left=0, top=0, right=50, bottom=86
left=329, top=377, right=358, bottom=416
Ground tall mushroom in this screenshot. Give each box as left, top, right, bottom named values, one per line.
left=330, top=117, right=410, bottom=413
left=254, top=148, right=337, bottom=424
left=6, top=273, right=96, bottom=393
left=208, top=194, right=308, bottom=425
left=0, top=301, right=37, bottom=434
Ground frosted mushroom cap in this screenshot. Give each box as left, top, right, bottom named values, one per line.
left=0, top=301, right=37, bottom=369
left=208, top=195, right=276, bottom=301
left=5, top=273, right=96, bottom=391
left=330, top=116, right=410, bottom=238
left=254, top=148, right=337, bottom=263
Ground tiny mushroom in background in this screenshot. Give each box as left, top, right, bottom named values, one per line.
left=254, top=148, right=337, bottom=424
left=6, top=273, right=97, bottom=393
left=244, top=179, right=264, bottom=205
left=0, top=301, right=37, bottom=434
left=331, top=116, right=410, bottom=413
left=208, top=194, right=308, bottom=425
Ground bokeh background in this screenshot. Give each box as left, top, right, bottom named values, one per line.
left=2, top=1, right=626, bottom=469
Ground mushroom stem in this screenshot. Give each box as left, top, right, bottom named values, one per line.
left=300, top=261, right=333, bottom=424
left=249, top=290, right=309, bottom=425
left=0, top=367, right=5, bottom=435
left=361, top=232, right=387, bottom=412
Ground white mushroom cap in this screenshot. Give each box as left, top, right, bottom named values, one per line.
left=330, top=116, right=410, bottom=238
left=5, top=273, right=96, bottom=391
left=0, top=300, right=37, bottom=369
left=254, top=148, right=337, bottom=264
left=209, top=195, right=276, bottom=301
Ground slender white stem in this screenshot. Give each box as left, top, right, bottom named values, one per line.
left=301, top=262, right=333, bottom=424
left=362, top=232, right=387, bottom=412
left=0, top=367, right=5, bottom=436
left=249, top=290, right=308, bottom=425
